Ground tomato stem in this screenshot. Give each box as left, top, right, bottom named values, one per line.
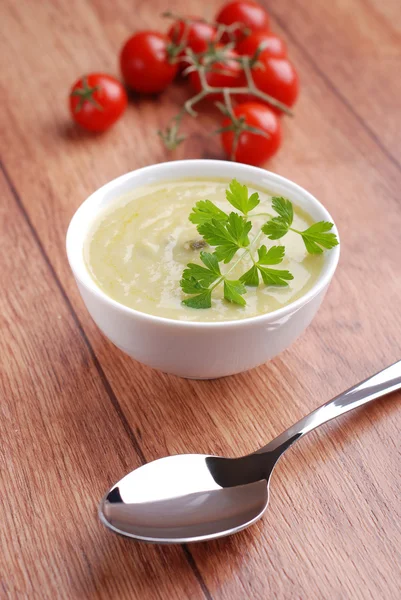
left=162, top=10, right=251, bottom=45
left=158, top=15, right=294, bottom=157
left=70, top=76, right=103, bottom=112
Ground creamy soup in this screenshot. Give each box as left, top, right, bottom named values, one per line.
left=85, top=179, right=324, bottom=322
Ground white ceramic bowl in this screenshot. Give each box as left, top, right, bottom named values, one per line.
left=66, top=160, right=339, bottom=379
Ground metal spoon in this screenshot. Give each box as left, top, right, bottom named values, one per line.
left=99, top=360, right=401, bottom=544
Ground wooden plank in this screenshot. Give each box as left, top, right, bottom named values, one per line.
left=0, top=169, right=207, bottom=599
left=267, top=0, right=401, bottom=166
left=0, top=0, right=400, bottom=598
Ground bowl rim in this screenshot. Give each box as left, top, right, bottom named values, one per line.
left=66, top=159, right=340, bottom=329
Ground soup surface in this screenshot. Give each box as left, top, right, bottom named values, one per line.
left=85, top=179, right=324, bottom=321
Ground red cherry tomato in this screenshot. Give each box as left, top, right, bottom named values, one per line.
left=189, top=47, right=243, bottom=100
left=168, top=18, right=216, bottom=55
left=237, top=53, right=299, bottom=112
left=236, top=31, right=287, bottom=59
left=69, top=74, right=127, bottom=132
left=221, top=102, right=281, bottom=165
left=252, top=54, right=299, bottom=111
left=120, top=31, right=178, bottom=93
left=168, top=18, right=217, bottom=74
left=216, top=1, right=270, bottom=43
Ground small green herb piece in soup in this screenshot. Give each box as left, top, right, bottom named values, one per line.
left=85, top=179, right=338, bottom=322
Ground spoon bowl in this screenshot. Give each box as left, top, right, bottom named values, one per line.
left=100, top=454, right=270, bottom=543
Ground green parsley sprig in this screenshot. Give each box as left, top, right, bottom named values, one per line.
left=180, top=180, right=339, bottom=309
left=262, top=197, right=338, bottom=254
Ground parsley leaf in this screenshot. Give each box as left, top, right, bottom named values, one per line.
left=262, top=197, right=293, bottom=240
left=240, top=265, right=259, bottom=286
left=263, top=196, right=339, bottom=254
left=272, top=197, right=293, bottom=226
left=182, top=290, right=212, bottom=309
left=224, top=279, right=247, bottom=306
left=262, top=217, right=290, bottom=240
left=257, top=244, right=285, bottom=265
left=226, top=179, right=260, bottom=215
left=181, top=253, right=221, bottom=290
left=180, top=264, right=216, bottom=289
left=198, top=212, right=252, bottom=263
left=256, top=245, right=292, bottom=287
left=300, top=222, right=339, bottom=254
left=198, top=251, right=221, bottom=276
left=258, top=266, right=294, bottom=287
left=189, top=199, right=228, bottom=226
left=240, top=246, right=289, bottom=288
left=226, top=212, right=252, bottom=246
left=180, top=252, right=221, bottom=309
left=180, top=275, right=206, bottom=295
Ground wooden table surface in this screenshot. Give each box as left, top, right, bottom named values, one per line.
left=1, top=0, right=401, bottom=598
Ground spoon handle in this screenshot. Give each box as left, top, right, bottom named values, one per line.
left=258, top=359, right=401, bottom=455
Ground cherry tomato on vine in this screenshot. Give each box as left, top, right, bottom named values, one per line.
left=220, top=102, right=281, bottom=165
left=168, top=18, right=216, bottom=55
left=120, top=31, right=178, bottom=93
left=252, top=54, right=299, bottom=111
left=237, top=53, right=299, bottom=112
left=189, top=47, right=243, bottom=100
left=69, top=74, right=127, bottom=132
left=236, top=31, right=287, bottom=59
left=216, top=1, right=270, bottom=43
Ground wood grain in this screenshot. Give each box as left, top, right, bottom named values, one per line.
left=268, top=0, right=401, bottom=165
left=1, top=0, right=400, bottom=598
left=0, top=171, right=207, bottom=599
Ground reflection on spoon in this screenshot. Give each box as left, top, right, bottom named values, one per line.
left=104, top=475, right=268, bottom=542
